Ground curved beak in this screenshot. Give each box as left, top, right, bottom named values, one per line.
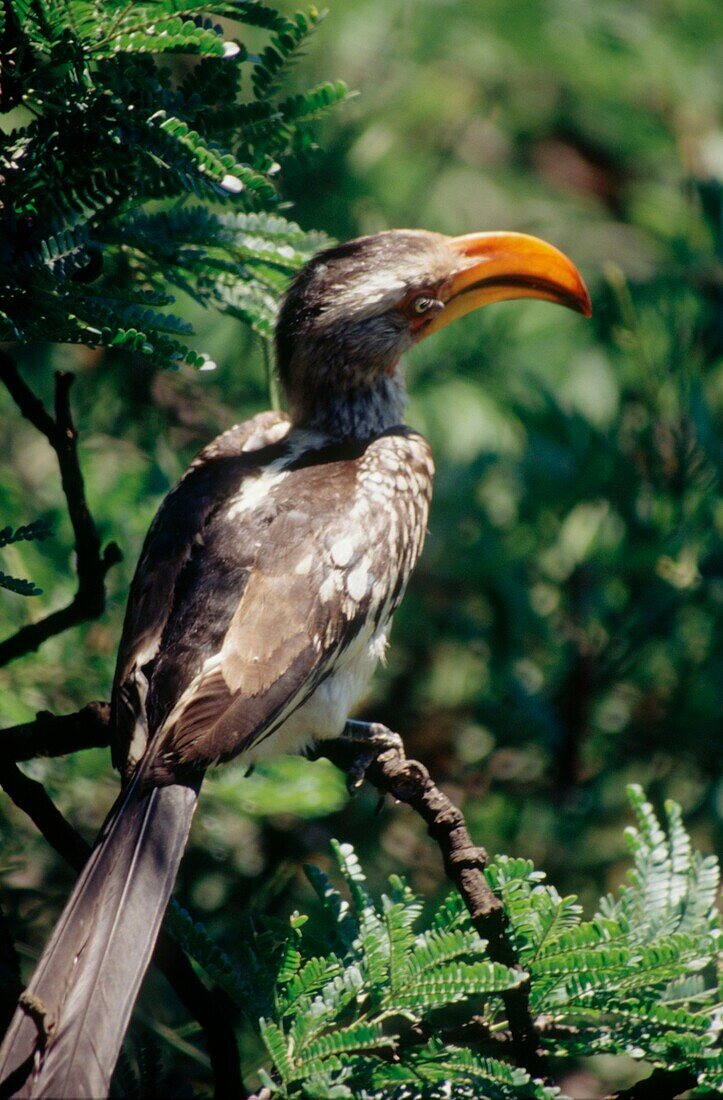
left=421, top=231, right=592, bottom=339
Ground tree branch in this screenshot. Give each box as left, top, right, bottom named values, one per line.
left=0, top=707, right=706, bottom=1100
left=0, top=759, right=243, bottom=1098
left=605, top=1066, right=698, bottom=1100
left=0, top=352, right=122, bottom=668
left=319, top=734, right=548, bottom=1081
left=0, top=760, right=92, bottom=872
left=2, top=702, right=111, bottom=762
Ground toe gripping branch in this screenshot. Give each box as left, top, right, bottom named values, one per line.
left=318, top=719, right=549, bottom=1083
left=339, top=719, right=405, bottom=794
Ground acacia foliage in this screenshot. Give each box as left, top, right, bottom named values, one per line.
left=159, top=787, right=721, bottom=1099
left=0, top=0, right=344, bottom=365
left=0, top=519, right=52, bottom=595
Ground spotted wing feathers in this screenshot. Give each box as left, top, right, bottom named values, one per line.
left=113, top=423, right=434, bottom=783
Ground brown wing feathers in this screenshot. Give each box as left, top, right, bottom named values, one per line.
left=132, top=426, right=433, bottom=782
left=146, top=450, right=375, bottom=778
left=0, top=416, right=433, bottom=1098
left=111, top=412, right=290, bottom=774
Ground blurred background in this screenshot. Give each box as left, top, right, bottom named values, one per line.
left=1, top=0, right=721, bottom=1094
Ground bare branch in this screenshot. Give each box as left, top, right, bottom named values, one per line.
left=319, top=735, right=548, bottom=1081
left=0, top=760, right=91, bottom=872
left=0, top=352, right=121, bottom=668
left=2, top=702, right=110, bottom=762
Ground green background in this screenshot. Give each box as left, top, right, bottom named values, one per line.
left=1, top=1, right=721, bottom=1094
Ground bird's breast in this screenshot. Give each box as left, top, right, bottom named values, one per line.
left=243, top=619, right=390, bottom=762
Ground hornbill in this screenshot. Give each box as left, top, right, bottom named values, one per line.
left=0, top=228, right=590, bottom=1098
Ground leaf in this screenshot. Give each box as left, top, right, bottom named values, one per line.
left=304, top=863, right=359, bottom=950
left=259, top=1019, right=294, bottom=1083
left=149, top=112, right=277, bottom=199
left=0, top=520, right=53, bottom=547
left=0, top=0, right=341, bottom=370
left=392, top=960, right=523, bottom=1012
left=0, top=570, right=43, bottom=596
left=301, top=1021, right=391, bottom=1063
left=164, top=902, right=272, bottom=1021
left=278, top=956, right=343, bottom=1017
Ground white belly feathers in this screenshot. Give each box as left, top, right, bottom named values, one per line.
left=243, top=621, right=389, bottom=762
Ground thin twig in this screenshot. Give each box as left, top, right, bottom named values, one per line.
left=0, top=758, right=243, bottom=1098
left=0, top=760, right=92, bottom=872
left=319, top=735, right=548, bottom=1081
left=0, top=352, right=121, bottom=668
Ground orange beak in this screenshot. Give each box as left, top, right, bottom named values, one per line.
left=421, top=231, right=591, bottom=339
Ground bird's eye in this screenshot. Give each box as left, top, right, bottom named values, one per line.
left=397, top=289, right=443, bottom=327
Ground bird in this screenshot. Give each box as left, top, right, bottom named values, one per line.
left=0, top=227, right=590, bottom=1098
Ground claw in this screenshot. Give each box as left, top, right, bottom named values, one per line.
left=340, top=720, right=405, bottom=793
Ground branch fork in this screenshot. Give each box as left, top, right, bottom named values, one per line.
left=0, top=352, right=121, bottom=668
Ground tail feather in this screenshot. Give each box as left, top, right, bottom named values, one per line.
left=0, top=775, right=200, bottom=1099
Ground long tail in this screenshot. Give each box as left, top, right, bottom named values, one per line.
left=0, top=772, right=200, bottom=1099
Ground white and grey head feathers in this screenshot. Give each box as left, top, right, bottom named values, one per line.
left=275, top=230, right=454, bottom=438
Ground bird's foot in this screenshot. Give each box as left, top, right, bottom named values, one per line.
left=341, top=720, right=405, bottom=795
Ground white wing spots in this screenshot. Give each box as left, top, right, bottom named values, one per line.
left=319, top=573, right=338, bottom=603
left=226, top=467, right=288, bottom=520
left=369, top=629, right=389, bottom=665
left=330, top=535, right=355, bottom=567
left=294, top=552, right=314, bottom=575
left=228, top=429, right=322, bottom=520
left=346, top=558, right=371, bottom=602
left=163, top=426, right=433, bottom=768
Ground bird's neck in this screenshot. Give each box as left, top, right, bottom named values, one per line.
left=290, top=372, right=408, bottom=442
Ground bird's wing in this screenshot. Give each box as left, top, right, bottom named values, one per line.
left=111, top=410, right=291, bottom=775
left=135, top=427, right=434, bottom=782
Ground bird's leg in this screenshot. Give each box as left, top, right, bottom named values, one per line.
left=340, top=720, right=405, bottom=794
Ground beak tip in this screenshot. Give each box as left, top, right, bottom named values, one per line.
left=432, top=230, right=594, bottom=334
left=578, top=287, right=593, bottom=318
left=564, top=269, right=592, bottom=318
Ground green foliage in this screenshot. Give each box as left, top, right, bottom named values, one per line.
left=211, top=755, right=348, bottom=818
left=0, top=0, right=346, bottom=367
left=165, top=788, right=720, bottom=1098
left=1, top=3, right=721, bottom=1097
left=164, top=900, right=276, bottom=1021
left=486, top=785, right=723, bottom=1092
left=273, top=10, right=722, bottom=1017
left=0, top=519, right=53, bottom=595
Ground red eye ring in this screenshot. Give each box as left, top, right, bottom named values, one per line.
left=397, top=288, right=444, bottom=328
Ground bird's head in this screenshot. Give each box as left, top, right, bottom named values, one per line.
left=276, top=229, right=591, bottom=437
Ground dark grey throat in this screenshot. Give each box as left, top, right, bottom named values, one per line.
left=288, top=371, right=408, bottom=442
